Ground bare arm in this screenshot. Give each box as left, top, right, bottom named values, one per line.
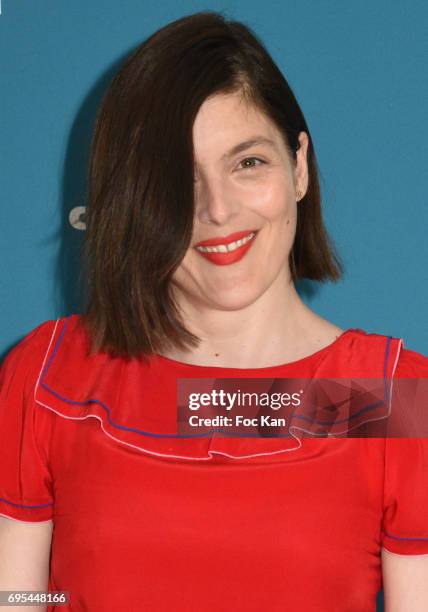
left=382, top=547, right=428, bottom=611
left=0, top=516, right=53, bottom=612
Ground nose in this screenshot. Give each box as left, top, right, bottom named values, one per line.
left=194, top=175, right=240, bottom=226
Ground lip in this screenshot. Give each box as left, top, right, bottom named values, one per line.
left=194, top=231, right=258, bottom=266
left=194, top=229, right=258, bottom=248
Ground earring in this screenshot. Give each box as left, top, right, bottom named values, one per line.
left=296, top=189, right=303, bottom=201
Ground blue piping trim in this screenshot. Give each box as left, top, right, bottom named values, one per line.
left=0, top=497, right=53, bottom=509
left=383, top=531, right=428, bottom=541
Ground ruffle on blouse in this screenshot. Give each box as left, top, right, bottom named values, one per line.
left=34, top=315, right=404, bottom=464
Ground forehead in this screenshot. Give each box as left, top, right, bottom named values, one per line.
left=192, top=91, right=283, bottom=158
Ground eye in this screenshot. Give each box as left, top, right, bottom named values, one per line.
left=237, top=157, right=266, bottom=171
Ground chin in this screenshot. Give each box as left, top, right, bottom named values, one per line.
left=199, top=286, right=264, bottom=311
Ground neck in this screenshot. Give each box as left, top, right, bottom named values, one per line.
left=163, top=272, right=340, bottom=368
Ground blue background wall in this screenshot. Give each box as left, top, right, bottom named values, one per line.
left=1, top=3, right=427, bottom=607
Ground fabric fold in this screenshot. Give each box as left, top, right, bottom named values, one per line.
left=34, top=315, right=404, bottom=463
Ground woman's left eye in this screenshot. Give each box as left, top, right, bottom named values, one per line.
left=237, top=157, right=265, bottom=170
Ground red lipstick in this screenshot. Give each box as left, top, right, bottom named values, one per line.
left=193, top=230, right=258, bottom=266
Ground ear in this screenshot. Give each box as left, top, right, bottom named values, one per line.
left=294, top=131, right=309, bottom=200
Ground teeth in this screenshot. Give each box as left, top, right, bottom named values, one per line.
left=196, top=232, right=255, bottom=253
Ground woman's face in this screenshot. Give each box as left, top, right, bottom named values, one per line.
left=171, top=90, right=309, bottom=312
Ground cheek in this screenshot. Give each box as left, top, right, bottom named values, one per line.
left=248, top=175, right=294, bottom=220
left=170, top=251, right=200, bottom=288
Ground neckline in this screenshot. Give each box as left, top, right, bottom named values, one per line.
left=153, top=328, right=363, bottom=373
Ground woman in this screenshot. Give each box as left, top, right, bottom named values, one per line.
left=1, top=11, right=427, bottom=612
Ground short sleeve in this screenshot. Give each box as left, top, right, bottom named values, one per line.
left=0, top=319, right=57, bottom=522
left=381, top=346, right=428, bottom=555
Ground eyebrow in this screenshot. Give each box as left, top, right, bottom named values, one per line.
left=221, top=136, right=280, bottom=160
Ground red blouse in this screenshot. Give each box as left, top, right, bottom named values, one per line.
left=1, top=314, right=428, bottom=611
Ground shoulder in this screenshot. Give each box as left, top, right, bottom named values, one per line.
left=15, top=318, right=58, bottom=348
left=395, top=345, right=428, bottom=378
left=351, top=328, right=427, bottom=375
left=323, top=327, right=427, bottom=378
left=1, top=318, right=59, bottom=378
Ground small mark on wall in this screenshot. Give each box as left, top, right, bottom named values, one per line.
left=69, top=206, right=87, bottom=230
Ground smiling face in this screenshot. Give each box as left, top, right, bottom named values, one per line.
left=171, top=89, right=309, bottom=312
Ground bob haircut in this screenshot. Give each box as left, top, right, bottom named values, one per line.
left=79, top=10, right=344, bottom=360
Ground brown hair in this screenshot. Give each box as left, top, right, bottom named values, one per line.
left=79, top=10, right=344, bottom=360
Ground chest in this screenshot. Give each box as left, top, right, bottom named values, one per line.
left=48, top=418, right=384, bottom=609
